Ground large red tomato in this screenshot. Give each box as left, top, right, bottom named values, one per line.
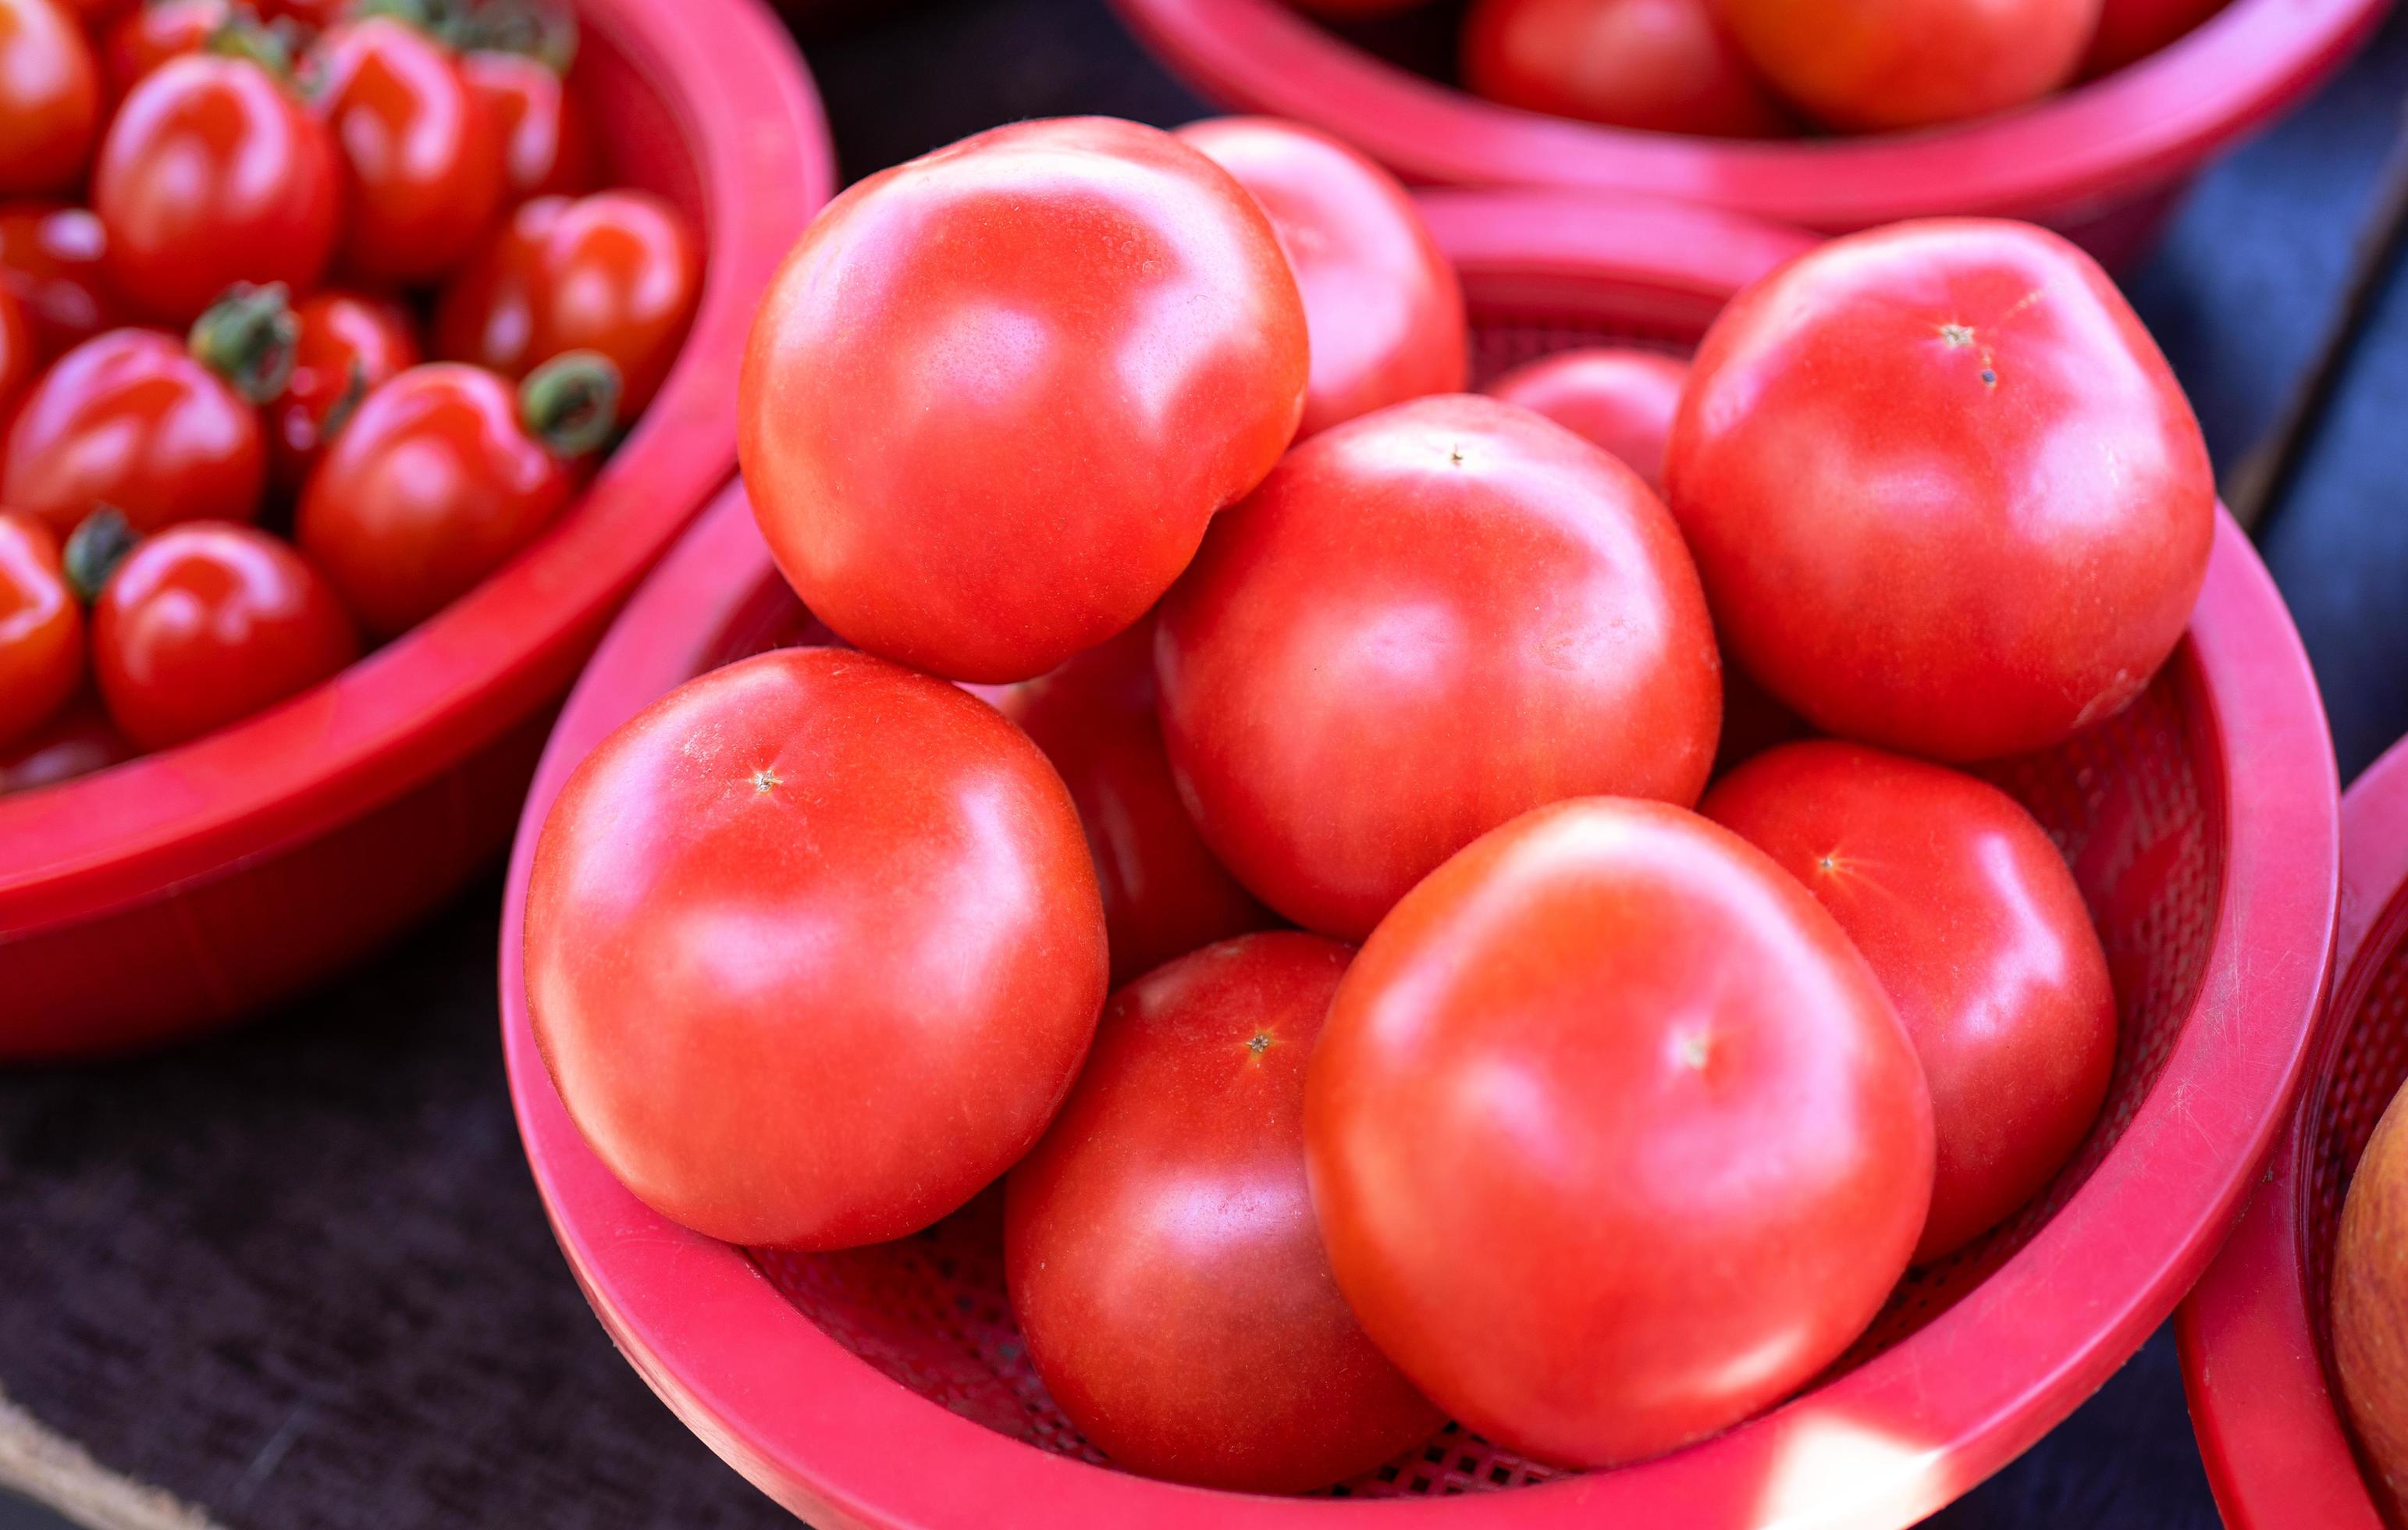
left=308, top=17, right=504, bottom=285
left=1463, top=0, right=1791, bottom=137
left=1703, top=740, right=2115, bottom=1261
left=738, top=116, right=1307, bottom=684
left=2082, top=0, right=2228, bottom=75
left=93, top=52, right=341, bottom=324
left=1715, top=0, right=2097, bottom=131
left=0, top=511, right=81, bottom=748
left=0, top=203, right=121, bottom=359
left=1665, top=219, right=2214, bottom=762
left=1306, top=797, right=1933, bottom=1468
left=1005, top=934, right=1442, bottom=1492
left=525, top=646, right=1109, bottom=1249
left=1483, top=346, right=1688, bottom=492
left=1158, top=393, right=1721, bottom=941
left=987, top=615, right=1272, bottom=985
left=1174, top=117, right=1466, bottom=438
left=0, top=0, right=98, bottom=197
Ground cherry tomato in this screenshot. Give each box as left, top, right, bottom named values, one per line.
left=267, top=289, right=421, bottom=492
left=463, top=48, right=595, bottom=203
left=1158, top=393, right=1721, bottom=941
left=296, top=355, right=614, bottom=637
left=1175, top=117, right=1466, bottom=439
left=0, top=286, right=29, bottom=415
left=987, top=616, right=1272, bottom=985
left=1703, top=740, right=2115, bottom=1261
left=1307, top=796, right=1933, bottom=1468
left=1463, top=0, right=1792, bottom=137
left=4, top=326, right=271, bottom=537
left=0, top=690, right=131, bottom=793
left=526, top=645, right=1109, bottom=1249
left=1482, top=346, right=1687, bottom=492
left=308, top=17, right=504, bottom=285
left=1665, top=219, right=2214, bottom=762
left=0, top=511, right=81, bottom=747
left=101, top=0, right=229, bottom=103
left=1716, top=0, right=2099, bottom=132
left=94, top=52, right=341, bottom=324
left=0, top=0, right=100, bottom=197
left=2082, top=0, right=2228, bottom=76
left=1005, top=934, right=1442, bottom=1492
left=435, top=190, right=698, bottom=416
left=0, top=203, right=121, bottom=359
left=738, top=117, right=1307, bottom=685
left=85, top=517, right=357, bottom=749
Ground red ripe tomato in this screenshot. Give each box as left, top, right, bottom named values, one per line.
left=2082, top=0, right=2228, bottom=76
left=0, top=690, right=130, bottom=793
left=101, top=0, right=229, bottom=103
left=4, top=326, right=269, bottom=537
left=87, top=518, right=357, bottom=749
left=1666, top=220, right=2214, bottom=762
left=0, top=511, right=81, bottom=747
left=1005, top=933, right=1442, bottom=1492
left=1482, top=346, right=1688, bottom=491
left=308, top=18, right=504, bottom=285
left=1306, top=796, right=1933, bottom=1468
left=1158, top=393, right=1721, bottom=941
left=738, top=116, right=1307, bottom=684
left=1715, top=0, right=2099, bottom=132
left=1463, top=0, right=1792, bottom=138
left=267, top=290, right=421, bottom=492
left=434, top=189, right=698, bottom=416
left=1174, top=117, right=1466, bottom=439
left=296, top=356, right=613, bottom=637
left=526, top=645, right=1109, bottom=1249
left=0, top=203, right=121, bottom=359
left=0, top=0, right=99, bottom=197
left=462, top=48, right=595, bottom=202
left=986, top=616, right=1272, bottom=985
left=1702, top=740, right=2114, bottom=1261
left=94, top=53, right=341, bottom=324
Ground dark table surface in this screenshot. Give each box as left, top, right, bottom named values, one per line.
left=7, top=2, right=2408, bottom=1526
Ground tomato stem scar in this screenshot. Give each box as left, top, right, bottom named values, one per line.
left=750, top=767, right=781, bottom=793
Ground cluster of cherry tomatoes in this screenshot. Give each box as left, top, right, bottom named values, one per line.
left=1298, top=0, right=2229, bottom=137
left=0, top=0, right=699, bottom=791
left=524, top=113, right=2214, bottom=1489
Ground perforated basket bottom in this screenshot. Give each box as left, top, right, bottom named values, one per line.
left=713, top=318, right=2225, bottom=1497
left=2303, top=889, right=2408, bottom=1394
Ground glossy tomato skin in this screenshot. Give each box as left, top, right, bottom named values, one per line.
left=2082, top=0, right=2228, bottom=75
left=987, top=616, right=1273, bottom=985
left=268, top=290, right=421, bottom=493
left=94, top=54, right=341, bottom=324
left=296, top=362, right=574, bottom=639
left=435, top=190, right=698, bottom=415
left=1005, top=933, right=1442, bottom=1492
left=4, top=328, right=267, bottom=536
left=101, top=0, right=227, bottom=104
left=739, top=116, right=1307, bottom=685
left=0, top=511, right=81, bottom=747
left=0, top=0, right=99, bottom=197
left=463, top=49, right=595, bottom=203
left=1716, top=0, right=2097, bottom=132
left=1158, top=393, right=1721, bottom=941
left=0, top=689, right=130, bottom=793
left=308, top=18, right=504, bottom=285
left=527, top=646, right=1109, bottom=1250
left=0, top=204, right=120, bottom=359
left=1307, top=797, right=1933, bottom=1468
left=1175, top=117, right=1466, bottom=438
left=1482, top=346, right=1688, bottom=491
left=91, top=520, right=357, bottom=749
left=1464, top=0, right=1792, bottom=137
left=1704, top=741, right=2115, bottom=1261
left=1665, top=220, right=2213, bottom=762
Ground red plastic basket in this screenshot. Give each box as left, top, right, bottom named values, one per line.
left=499, top=190, right=2340, bottom=1528
left=1109, top=0, right=2386, bottom=265
left=2176, top=738, right=2408, bottom=1530
left=0, top=0, right=834, bottom=1060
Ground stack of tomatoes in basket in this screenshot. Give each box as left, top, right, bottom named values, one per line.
left=521, top=115, right=2214, bottom=1489
left=0, top=0, right=696, bottom=791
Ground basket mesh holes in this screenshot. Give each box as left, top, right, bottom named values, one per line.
left=2305, top=911, right=2408, bottom=1379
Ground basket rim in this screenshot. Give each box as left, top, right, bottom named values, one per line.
left=500, top=190, right=2342, bottom=1529
left=1108, top=0, right=2385, bottom=230
left=0, top=0, right=836, bottom=934
left=2175, top=738, right=2408, bottom=1530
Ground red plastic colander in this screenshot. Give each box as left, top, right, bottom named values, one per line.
left=0, top=0, right=834, bottom=1059
left=2177, top=735, right=2408, bottom=1530
left=499, top=190, right=2340, bottom=1528
left=1108, top=0, right=2387, bottom=266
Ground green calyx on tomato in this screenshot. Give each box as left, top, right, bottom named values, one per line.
left=202, top=13, right=297, bottom=76
left=188, top=281, right=299, bottom=404
left=461, top=0, right=577, bottom=73
left=519, top=349, right=621, bottom=457
left=61, top=506, right=138, bottom=604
